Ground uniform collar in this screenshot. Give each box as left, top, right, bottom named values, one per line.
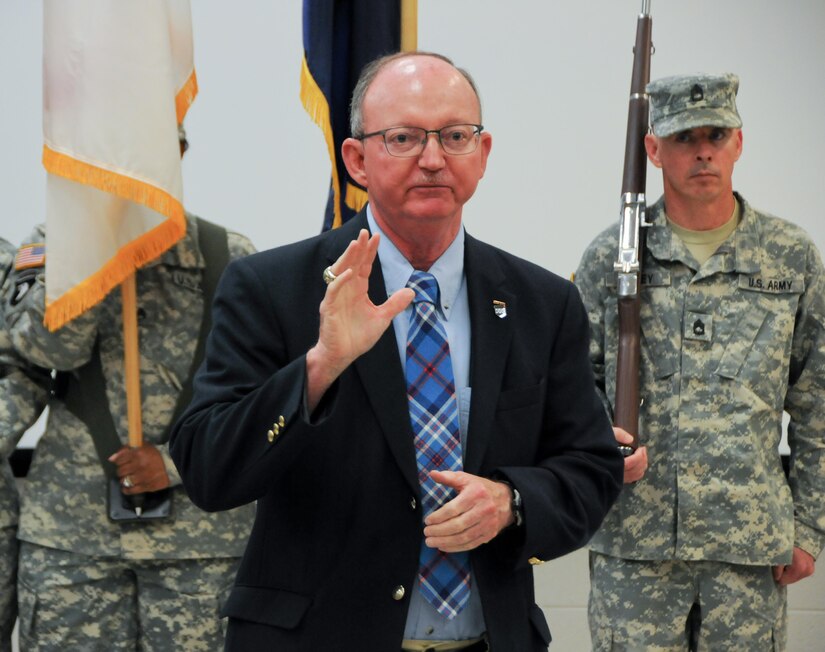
left=646, top=192, right=760, bottom=275
left=141, top=213, right=204, bottom=270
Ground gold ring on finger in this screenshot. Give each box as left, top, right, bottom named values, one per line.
left=322, top=266, right=337, bottom=285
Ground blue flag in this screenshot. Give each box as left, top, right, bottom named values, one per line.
left=301, top=0, right=401, bottom=231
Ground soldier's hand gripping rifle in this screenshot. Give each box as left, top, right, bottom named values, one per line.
left=614, top=0, right=652, bottom=456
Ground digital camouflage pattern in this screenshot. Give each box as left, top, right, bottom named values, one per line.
left=0, top=237, right=50, bottom=651
left=575, top=194, right=825, bottom=565
left=588, top=552, right=786, bottom=651
left=0, top=461, right=17, bottom=652
left=647, top=73, right=743, bottom=138
left=3, top=216, right=256, bottom=648
left=3, top=216, right=256, bottom=561
left=17, top=541, right=238, bottom=652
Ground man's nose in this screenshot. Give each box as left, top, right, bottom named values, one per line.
left=695, top=139, right=714, bottom=161
left=418, top=133, right=446, bottom=170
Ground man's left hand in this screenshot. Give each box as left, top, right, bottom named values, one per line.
left=422, top=470, right=514, bottom=552
left=109, top=445, right=171, bottom=494
left=772, top=547, right=816, bottom=586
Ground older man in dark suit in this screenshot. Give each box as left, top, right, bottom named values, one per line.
left=170, top=51, right=623, bottom=652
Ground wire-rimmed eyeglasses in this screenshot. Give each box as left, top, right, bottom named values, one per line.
left=357, top=124, right=484, bottom=157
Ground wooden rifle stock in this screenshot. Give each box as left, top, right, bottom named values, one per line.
left=614, top=297, right=641, bottom=443
left=613, top=1, right=652, bottom=455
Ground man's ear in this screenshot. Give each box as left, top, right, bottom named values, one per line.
left=341, top=138, right=368, bottom=187
left=644, top=133, right=662, bottom=169
left=733, top=128, right=743, bottom=162
left=477, top=132, right=492, bottom=177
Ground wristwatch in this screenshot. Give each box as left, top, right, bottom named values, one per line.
left=501, top=480, right=523, bottom=528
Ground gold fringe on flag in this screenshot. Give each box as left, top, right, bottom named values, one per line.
left=300, top=54, right=345, bottom=229
left=42, top=145, right=186, bottom=330
left=345, top=182, right=368, bottom=213
left=176, top=69, right=198, bottom=125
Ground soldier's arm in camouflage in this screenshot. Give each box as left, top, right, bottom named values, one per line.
left=226, top=230, right=257, bottom=260
left=152, top=228, right=257, bottom=488
left=0, top=237, right=50, bottom=457
left=0, top=367, right=49, bottom=459
left=3, top=225, right=102, bottom=371
left=784, top=240, right=825, bottom=561
left=574, top=235, right=614, bottom=419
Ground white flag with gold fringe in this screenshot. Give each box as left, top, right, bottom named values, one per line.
left=42, top=0, right=197, bottom=330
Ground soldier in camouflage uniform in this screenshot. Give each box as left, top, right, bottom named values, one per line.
left=3, top=216, right=256, bottom=651
left=0, top=237, right=50, bottom=652
left=576, top=73, right=825, bottom=651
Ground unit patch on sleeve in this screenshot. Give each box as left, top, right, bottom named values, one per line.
left=10, top=268, right=38, bottom=306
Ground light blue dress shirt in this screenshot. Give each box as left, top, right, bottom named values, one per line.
left=366, top=208, right=485, bottom=640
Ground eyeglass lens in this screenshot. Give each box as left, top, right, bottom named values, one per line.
left=383, top=125, right=479, bottom=156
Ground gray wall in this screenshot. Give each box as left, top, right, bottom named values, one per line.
left=2, top=1, right=824, bottom=649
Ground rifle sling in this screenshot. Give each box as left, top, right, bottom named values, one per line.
left=60, top=217, right=229, bottom=480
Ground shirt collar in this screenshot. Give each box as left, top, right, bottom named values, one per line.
left=366, top=205, right=464, bottom=319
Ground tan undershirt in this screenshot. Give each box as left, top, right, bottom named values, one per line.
left=667, top=198, right=741, bottom=266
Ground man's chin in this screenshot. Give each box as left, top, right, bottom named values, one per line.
left=408, top=185, right=453, bottom=200
left=405, top=197, right=457, bottom=219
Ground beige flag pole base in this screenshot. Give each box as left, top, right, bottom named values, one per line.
left=121, top=272, right=144, bottom=515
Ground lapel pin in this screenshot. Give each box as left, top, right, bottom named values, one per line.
left=493, top=300, right=507, bottom=319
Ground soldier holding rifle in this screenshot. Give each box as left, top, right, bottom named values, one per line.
left=575, top=72, right=825, bottom=650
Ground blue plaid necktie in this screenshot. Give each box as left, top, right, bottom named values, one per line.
left=405, top=270, right=471, bottom=619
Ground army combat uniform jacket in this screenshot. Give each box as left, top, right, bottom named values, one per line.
left=1, top=237, right=49, bottom=475
left=3, top=217, right=255, bottom=560
left=1, top=237, right=49, bottom=649
left=575, top=193, right=825, bottom=566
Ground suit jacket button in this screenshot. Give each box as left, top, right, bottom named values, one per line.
left=410, top=497, right=417, bottom=510
left=392, top=585, right=405, bottom=601
left=267, top=430, right=275, bottom=443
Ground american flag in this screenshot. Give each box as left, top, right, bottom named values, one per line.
left=15, top=243, right=46, bottom=270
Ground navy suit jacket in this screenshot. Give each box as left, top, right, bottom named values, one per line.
left=170, top=212, right=623, bottom=651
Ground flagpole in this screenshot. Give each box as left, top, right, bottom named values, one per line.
left=400, top=0, right=418, bottom=51
left=121, top=273, right=145, bottom=514
left=121, top=273, right=143, bottom=448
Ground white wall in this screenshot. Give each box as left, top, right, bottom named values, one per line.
left=3, top=1, right=825, bottom=263
left=2, top=1, right=824, bottom=650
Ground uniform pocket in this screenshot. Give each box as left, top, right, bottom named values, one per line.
left=16, top=582, right=36, bottom=642
left=716, top=284, right=800, bottom=406
left=716, top=306, right=768, bottom=379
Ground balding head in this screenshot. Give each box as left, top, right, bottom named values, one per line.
left=349, top=52, right=482, bottom=137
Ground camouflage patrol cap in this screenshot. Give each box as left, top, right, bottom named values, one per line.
left=647, top=73, right=742, bottom=137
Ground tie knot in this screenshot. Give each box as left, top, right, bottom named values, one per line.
left=407, top=271, right=439, bottom=305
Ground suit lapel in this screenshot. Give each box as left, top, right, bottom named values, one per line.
left=329, top=212, right=419, bottom=492
left=353, top=263, right=420, bottom=493
left=464, top=236, right=515, bottom=474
